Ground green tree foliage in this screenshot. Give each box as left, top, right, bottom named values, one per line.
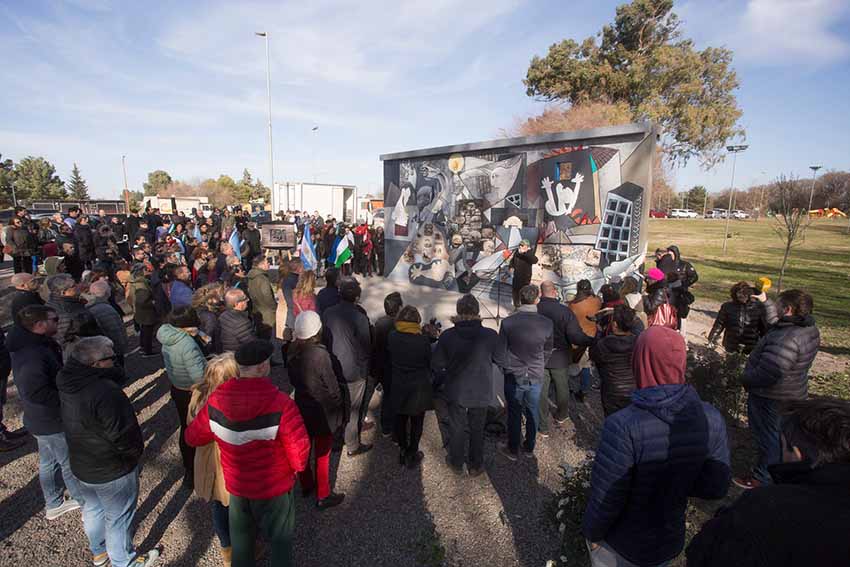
left=143, top=169, right=173, bottom=196
left=685, top=185, right=709, bottom=212
left=0, top=154, right=16, bottom=208
left=523, top=0, right=743, bottom=168
left=14, top=156, right=66, bottom=201
left=67, top=162, right=90, bottom=200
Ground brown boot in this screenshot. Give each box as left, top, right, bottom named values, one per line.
left=220, top=546, right=232, bottom=567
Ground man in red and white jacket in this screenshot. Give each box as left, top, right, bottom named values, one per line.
left=186, top=340, right=310, bottom=567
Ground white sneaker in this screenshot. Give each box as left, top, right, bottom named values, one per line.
left=132, top=546, right=163, bottom=566
left=45, top=497, right=81, bottom=520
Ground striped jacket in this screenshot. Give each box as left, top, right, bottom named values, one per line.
left=185, top=377, right=310, bottom=500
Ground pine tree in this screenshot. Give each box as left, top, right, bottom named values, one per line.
left=68, top=163, right=90, bottom=200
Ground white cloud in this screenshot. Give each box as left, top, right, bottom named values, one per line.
left=678, top=0, right=850, bottom=65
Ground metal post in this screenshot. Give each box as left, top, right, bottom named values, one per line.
left=808, top=165, right=822, bottom=213
left=702, top=190, right=708, bottom=218
left=122, top=155, right=130, bottom=213
left=722, top=145, right=748, bottom=254
left=256, top=32, right=277, bottom=212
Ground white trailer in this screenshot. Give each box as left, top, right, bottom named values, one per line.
left=272, top=182, right=357, bottom=222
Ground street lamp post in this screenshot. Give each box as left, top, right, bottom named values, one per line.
left=312, top=126, right=319, bottom=183
left=255, top=32, right=279, bottom=212
left=807, top=165, right=822, bottom=213
left=722, top=145, right=748, bottom=254
left=122, top=155, right=130, bottom=212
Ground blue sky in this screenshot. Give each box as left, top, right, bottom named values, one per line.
left=2, top=0, right=849, bottom=200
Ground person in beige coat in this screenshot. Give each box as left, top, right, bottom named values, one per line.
left=188, top=354, right=237, bottom=566
left=568, top=279, right=602, bottom=403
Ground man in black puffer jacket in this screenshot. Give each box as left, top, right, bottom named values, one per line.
left=734, top=289, right=820, bottom=490
left=658, top=245, right=698, bottom=336
left=590, top=305, right=640, bottom=416
left=219, top=288, right=257, bottom=353
left=57, top=336, right=160, bottom=567
left=708, top=281, right=774, bottom=354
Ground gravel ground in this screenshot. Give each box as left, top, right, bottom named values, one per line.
left=2, top=289, right=845, bottom=567
left=0, top=322, right=597, bottom=567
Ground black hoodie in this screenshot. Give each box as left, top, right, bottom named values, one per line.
left=56, top=358, right=143, bottom=484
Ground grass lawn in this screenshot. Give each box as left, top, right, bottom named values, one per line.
left=646, top=218, right=850, bottom=354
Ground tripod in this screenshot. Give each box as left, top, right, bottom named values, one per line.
left=475, top=250, right=512, bottom=325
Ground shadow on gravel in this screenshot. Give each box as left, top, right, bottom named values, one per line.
left=489, top=453, right=556, bottom=567
left=0, top=436, right=36, bottom=468
left=292, top=423, right=440, bottom=567
left=0, top=475, right=42, bottom=541
left=171, top=499, right=215, bottom=565
left=137, top=477, right=192, bottom=554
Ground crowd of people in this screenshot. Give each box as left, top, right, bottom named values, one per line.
left=0, top=204, right=845, bottom=567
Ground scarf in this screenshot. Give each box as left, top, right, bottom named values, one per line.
left=632, top=326, right=686, bottom=389
left=395, top=321, right=421, bottom=335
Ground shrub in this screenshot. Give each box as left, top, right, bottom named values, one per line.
left=552, top=460, right=594, bottom=567
left=687, top=348, right=748, bottom=421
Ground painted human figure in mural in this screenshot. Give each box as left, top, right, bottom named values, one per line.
left=406, top=222, right=452, bottom=288
left=543, top=173, right=584, bottom=217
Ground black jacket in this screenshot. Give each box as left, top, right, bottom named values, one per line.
left=590, top=333, right=637, bottom=416
left=7, top=326, right=64, bottom=435
left=537, top=296, right=594, bottom=368
left=243, top=228, right=261, bottom=257
left=219, top=308, right=256, bottom=353
left=9, top=289, right=45, bottom=326
left=661, top=246, right=698, bottom=318
left=432, top=319, right=502, bottom=408
left=322, top=301, right=372, bottom=383
left=386, top=329, right=433, bottom=416
left=741, top=315, right=820, bottom=401
left=509, top=249, right=537, bottom=288
left=73, top=223, right=96, bottom=263
left=686, top=462, right=850, bottom=567
left=498, top=306, right=553, bottom=383
left=288, top=343, right=347, bottom=437
left=56, top=358, right=143, bottom=484
left=196, top=307, right=222, bottom=354
left=47, top=295, right=103, bottom=350
left=708, top=299, right=770, bottom=353
left=316, top=285, right=341, bottom=316
left=371, top=315, right=395, bottom=384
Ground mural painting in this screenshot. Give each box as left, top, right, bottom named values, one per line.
left=380, top=123, right=655, bottom=294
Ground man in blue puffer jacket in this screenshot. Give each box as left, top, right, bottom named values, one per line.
left=582, top=326, right=731, bottom=567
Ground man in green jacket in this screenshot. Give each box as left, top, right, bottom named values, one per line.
left=246, top=255, right=277, bottom=340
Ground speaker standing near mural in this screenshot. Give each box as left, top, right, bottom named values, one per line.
left=508, top=239, right=538, bottom=309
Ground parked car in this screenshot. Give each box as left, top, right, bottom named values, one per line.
left=731, top=210, right=750, bottom=219
left=649, top=210, right=668, bottom=218
left=670, top=208, right=699, bottom=218
left=707, top=209, right=728, bottom=219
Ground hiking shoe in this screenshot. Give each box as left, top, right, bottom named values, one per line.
left=347, top=444, right=373, bottom=457
left=0, top=436, right=26, bottom=452
left=522, top=448, right=536, bottom=459
left=92, top=552, right=109, bottom=566
left=538, top=430, right=550, bottom=439
left=554, top=416, right=570, bottom=425
left=132, top=546, right=162, bottom=566
left=405, top=450, right=424, bottom=469
left=468, top=467, right=485, bottom=478
left=46, top=497, right=81, bottom=520
left=732, top=476, right=762, bottom=490
left=498, top=443, right=518, bottom=462
left=445, top=456, right=464, bottom=475
left=317, top=492, right=345, bottom=510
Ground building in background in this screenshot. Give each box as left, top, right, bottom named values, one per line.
left=272, top=182, right=357, bottom=222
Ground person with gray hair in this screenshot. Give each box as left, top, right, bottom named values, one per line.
left=56, top=336, right=161, bottom=566
left=46, top=273, right=101, bottom=350
left=87, top=280, right=128, bottom=367
left=9, top=272, right=44, bottom=327
left=220, top=288, right=257, bottom=353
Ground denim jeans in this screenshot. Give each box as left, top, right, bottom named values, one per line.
left=78, top=465, right=141, bottom=567
left=35, top=432, right=85, bottom=509
left=747, top=393, right=780, bottom=484
left=505, top=377, right=542, bottom=454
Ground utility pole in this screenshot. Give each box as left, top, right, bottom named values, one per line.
left=808, top=165, right=822, bottom=213
left=703, top=190, right=708, bottom=218
left=722, top=145, right=748, bottom=254
left=122, top=155, right=130, bottom=212
left=255, top=32, right=278, bottom=211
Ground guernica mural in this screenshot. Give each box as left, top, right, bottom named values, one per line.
left=379, top=123, right=656, bottom=293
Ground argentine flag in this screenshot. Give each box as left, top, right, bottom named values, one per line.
left=300, top=224, right=318, bottom=271
left=229, top=228, right=243, bottom=261
left=193, top=222, right=202, bottom=241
